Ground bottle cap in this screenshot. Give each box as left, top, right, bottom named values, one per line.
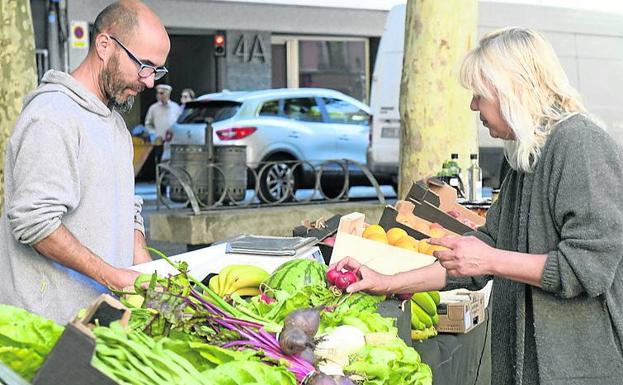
left=451, top=153, right=459, bottom=159
left=470, top=154, right=478, bottom=160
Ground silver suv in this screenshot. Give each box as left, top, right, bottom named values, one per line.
left=170, top=88, right=379, bottom=202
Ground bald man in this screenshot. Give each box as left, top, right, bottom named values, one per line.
left=0, top=0, right=170, bottom=322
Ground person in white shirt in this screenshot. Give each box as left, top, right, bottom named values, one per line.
left=145, top=83, right=179, bottom=163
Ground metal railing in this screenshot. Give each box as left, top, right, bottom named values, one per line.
left=155, top=158, right=387, bottom=215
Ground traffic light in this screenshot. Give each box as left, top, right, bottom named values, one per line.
left=214, top=32, right=226, bottom=57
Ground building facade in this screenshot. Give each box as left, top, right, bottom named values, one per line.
left=31, top=0, right=387, bottom=128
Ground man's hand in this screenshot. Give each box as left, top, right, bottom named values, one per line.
left=99, top=265, right=140, bottom=291
left=34, top=225, right=142, bottom=292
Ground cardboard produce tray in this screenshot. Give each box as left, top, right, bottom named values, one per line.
left=407, top=180, right=485, bottom=229
left=329, top=212, right=436, bottom=275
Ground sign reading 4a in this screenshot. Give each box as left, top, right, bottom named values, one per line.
left=234, top=34, right=266, bottom=63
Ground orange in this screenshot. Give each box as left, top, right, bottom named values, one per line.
left=362, top=224, right=386, bottom=239
left=428, top=227, right=447, bottom=239
left=366, top=233, right=388, bottom=244
left=418, top=241, right=449, bottom=256
left=394, top=235, right=418, bottom=251
left=387, top=227, right=408, bottom=245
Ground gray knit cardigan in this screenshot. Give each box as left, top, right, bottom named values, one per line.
left=447, top=114, right=623, bottom=385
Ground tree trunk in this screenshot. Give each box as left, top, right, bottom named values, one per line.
left=0, top=1, right=37, bottom=213
left=399, top=0, right=478, bottom=197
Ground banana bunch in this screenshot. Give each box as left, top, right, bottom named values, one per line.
left=208, top=264, right=269, bottom=298
left=410, top=291, right=441, bottom=340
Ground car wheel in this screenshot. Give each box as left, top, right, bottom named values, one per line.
left=258, top=156, right=297, bottom=203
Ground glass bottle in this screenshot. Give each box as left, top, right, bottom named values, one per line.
left=448, top=153, right=464, bottom=197
left=467, top=153, right=482, bottom=202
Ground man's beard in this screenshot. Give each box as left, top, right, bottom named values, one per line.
left=101, top=55, right=144, bottom=113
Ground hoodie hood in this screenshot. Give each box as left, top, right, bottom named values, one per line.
left=23, top=70, right=112, bottom=117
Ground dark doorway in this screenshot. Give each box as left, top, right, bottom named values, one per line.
left=139, top=34, right=217, bottom=124
left=135, top=33, right=217, bottom=181
left=271, top=43, right=287, bottom=88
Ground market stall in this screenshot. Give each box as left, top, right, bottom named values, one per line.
left=0, top=181, right=492, bottom=385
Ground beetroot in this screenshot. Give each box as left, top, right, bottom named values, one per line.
left=342, top=271, right=357, bottom=285
left=330, top=269, right=359, bottom=292
left=332, top=375, right=356, bottom=385
left=307, top=373, right=337, bottom=385
left=299, top=346, right=315, bottom=364
left=334, top=275, right=350, bottom=290
left=283, top=308, right=320, bottom=337
left=278, top=326, right=311, bottom=356
left=326, top=268, right=341, bottom=285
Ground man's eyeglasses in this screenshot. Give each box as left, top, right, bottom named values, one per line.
left=108, top=35, right=168, bottom=80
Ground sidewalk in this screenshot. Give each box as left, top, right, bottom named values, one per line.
left=136, top=183, right=187, bottom=258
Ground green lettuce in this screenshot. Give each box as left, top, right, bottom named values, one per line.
left=345, top=336, right=432, bottom=385
left=0, top=305, right=64, bottom=381
left=202, top=361, right=296, bottom=385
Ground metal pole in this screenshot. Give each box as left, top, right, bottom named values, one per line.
left=205, top=117, right=214, bottom=206
left=47, top=0, right=62, bottom=70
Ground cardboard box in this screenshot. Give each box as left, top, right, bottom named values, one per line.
left=33, top=295, right=129, bottom=385
left=435, top=290, right=486, bottom=334
left=330, top=212, right=436, bottom=275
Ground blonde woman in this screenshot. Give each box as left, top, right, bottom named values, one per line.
left=336, top=28, right=623, bottom=384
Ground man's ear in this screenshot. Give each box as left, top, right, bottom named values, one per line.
left=94, top=33, right=112, bottom=61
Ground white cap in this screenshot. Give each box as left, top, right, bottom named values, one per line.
left=155, top=84, right=172, bottom=92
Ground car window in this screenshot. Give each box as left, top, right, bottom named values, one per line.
left=283, top=97, right=323, bottom=122
left=322, top=97, right=369, bottom=125
left=177, top=100, right=241, bottom=124
left=258, top=100, right=280, bottom=116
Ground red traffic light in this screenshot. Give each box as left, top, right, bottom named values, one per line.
left=214, top=32, right=226, bottom=56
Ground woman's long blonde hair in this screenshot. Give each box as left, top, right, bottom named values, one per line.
left=459, top=27, right=585, bottom=172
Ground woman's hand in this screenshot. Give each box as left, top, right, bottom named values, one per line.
left=428, top=235, right=495, bottom=277
left=331, top=257, right=394, bottom=295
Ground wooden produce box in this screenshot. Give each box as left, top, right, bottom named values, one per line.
left=33, top=295, right=130, bottom=385
left=379, top=201, right=460, bottom=240
left=378, top=205, right=428, bottom=240
left=329, top=212, right=436, bottom=275
left=408, top=180, right=486, bottom=229
left=436, top=290, right=486, bottom=334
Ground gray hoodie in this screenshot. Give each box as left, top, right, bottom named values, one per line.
left=0, top=70, right=144, bottom=323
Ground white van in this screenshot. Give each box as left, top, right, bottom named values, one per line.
left=368, top=2, right=623, bottom=188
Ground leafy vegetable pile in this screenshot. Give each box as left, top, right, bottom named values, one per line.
left=92, top=322, right=296, bottom=385
left=0, top=248, right=433, bottom=385
left=0, top=304, right=64, bottom=381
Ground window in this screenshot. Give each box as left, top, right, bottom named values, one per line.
left=259, top=100, right=280, bottom=116
left=283, top=98, right=323, bottom=122
left=177, top=100, right=241, bottom=123
left=298, top=40, right=367, bottom=102
left=322, top=98, right=369, bottom=125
